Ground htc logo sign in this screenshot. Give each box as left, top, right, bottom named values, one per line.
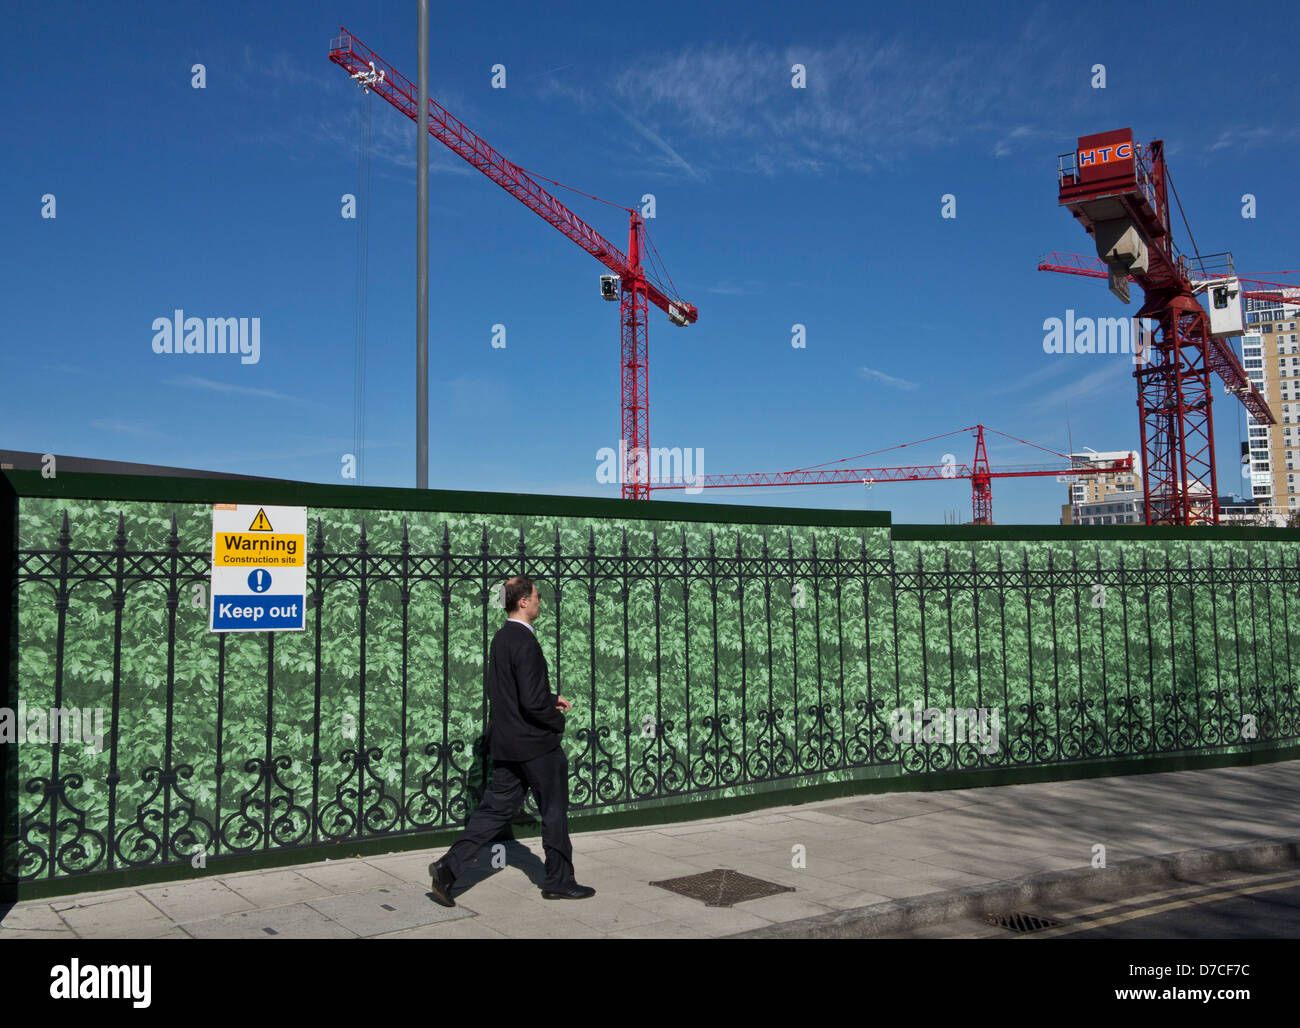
left=1079, top=142, right=1133, bottom=167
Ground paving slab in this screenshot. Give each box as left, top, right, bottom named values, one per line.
left=824, top=868, right=955, bottom=899
left=56, top=893, right=178, bottom=939
left=567, top=899, right=665, bottom=933
left=297, top=859, right=405, bottom=895
left=608, top=919, right=707, bottom=938
left=306, top=882, right=474, bottom=937
left=0, top=902, right=68, bottom=933
left=221, top=869, right=337, bottom=908
left=373, top=918, right=512, bottom=939
left=362, top=852, right=443, bottom=884
left=454, top=882, right=553, bottom=917
left=184, top=902, right=357, bottom=939
left=571, top=833, right=632, bottom=852
left=139, top=879, right=256, bottom=923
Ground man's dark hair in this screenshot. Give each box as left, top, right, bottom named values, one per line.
left=504, top=575, right=535, bottom=613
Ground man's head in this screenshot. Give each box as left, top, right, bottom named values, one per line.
left=505, top=575, right=541, bottom=623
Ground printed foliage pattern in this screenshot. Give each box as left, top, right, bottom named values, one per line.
left=6, top=496, right=1300, bottom=883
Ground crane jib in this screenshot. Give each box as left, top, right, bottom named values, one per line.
left=328, top=27, right=695, bottom=325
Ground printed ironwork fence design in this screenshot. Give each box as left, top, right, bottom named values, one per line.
left=5, top=497, right=1300, bottom=887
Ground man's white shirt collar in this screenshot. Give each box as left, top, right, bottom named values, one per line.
left=507, top=617, right=534, bottom=634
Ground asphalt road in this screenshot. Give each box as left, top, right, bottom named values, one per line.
left=1051, top=872, right=1300, bottom=939
left=887, top=866, right=1300, bottom=939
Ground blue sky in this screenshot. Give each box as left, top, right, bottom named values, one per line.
left=4, top=0, right=1297, bottom=523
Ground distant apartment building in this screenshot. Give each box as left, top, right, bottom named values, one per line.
left=1067, top=489, right=1144, bottom=526
left=1058, top=449, right=1142, bottom=524
left=1218, top=494, right=1279, bottom=525
left=1242, top=290, right=1300, bottom=518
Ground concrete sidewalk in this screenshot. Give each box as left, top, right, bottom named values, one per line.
left=4, top=760, right=1299, bottom=939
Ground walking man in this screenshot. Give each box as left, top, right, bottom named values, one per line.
left=429, top=575, right=595, bottom=904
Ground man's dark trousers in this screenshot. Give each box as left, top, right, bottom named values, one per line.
left=440, top=746, right=575, bottom=890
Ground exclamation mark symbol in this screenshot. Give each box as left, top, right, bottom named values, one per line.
left=257, top=570, right=267, bottom=591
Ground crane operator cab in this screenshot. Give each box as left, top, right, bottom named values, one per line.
left=599, top=275, right=619, bottom=301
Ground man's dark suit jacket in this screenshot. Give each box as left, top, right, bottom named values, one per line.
left=484, top=620, right=566, bottom=762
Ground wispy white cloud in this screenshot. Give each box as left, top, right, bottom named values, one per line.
left=988, top=358, right=1075, bottom=395
left=165, top=374, right=310, bottom=404
left=1207, top=124, right=1300, bottom=153
left=603, top=12, right=1074, bottom=178
left=231, top=43, right=481, bottom=178
left=89, top=419, right=162, bottom=438
left=241, top=45, right=339, bottom=96
left=859, top=366, right=919, bottom=391
left=993, top=124, right=1059, bottom=158
left=1028, top=360, right=1131, bottom=412
left=619, top=110, right=704, bottom=181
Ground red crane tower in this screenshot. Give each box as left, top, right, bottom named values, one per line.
left=328, top=27, right=698, bottom=500
left=1048, top=129, right=1275, bottom=525
left=649, top=424, right=1135, bottom=524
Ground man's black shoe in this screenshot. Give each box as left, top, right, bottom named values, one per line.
left=541, top=883, right=596, bottom=900
left=428, top=858, right=456, bottom=907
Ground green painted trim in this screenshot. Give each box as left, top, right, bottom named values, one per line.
left=0, top=471, right=893, bottom=531
left=13, top=741, right=1299, bottom=901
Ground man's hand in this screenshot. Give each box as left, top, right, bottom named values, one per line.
left=556, top=696, right=573, bottom=713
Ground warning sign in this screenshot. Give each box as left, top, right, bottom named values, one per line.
left=210, top=503, right=307, bottom=633
left=213, top=533, right=304, bottom=567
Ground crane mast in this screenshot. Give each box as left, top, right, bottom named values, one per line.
left=1054, top=128, right=1275, bottom=525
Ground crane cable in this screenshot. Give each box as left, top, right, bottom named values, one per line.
left=1164, top=165, right=1208, bottom=280
left=792, top=426, right=978, bottom=473
left=496, top=160, right=688, bottom=304
left=507, top=160, right=633, bottom=214
left=643, top=222, right=683, bottom=304
left=791, top=425, right=1088, bottom=476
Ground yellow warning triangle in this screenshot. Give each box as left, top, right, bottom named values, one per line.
left=248, top=507, right=274, bottom=532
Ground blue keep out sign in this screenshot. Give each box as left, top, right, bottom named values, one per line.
left=210, top=504, right=307, bottom=633
left=212, top=596, right=303, bottom=631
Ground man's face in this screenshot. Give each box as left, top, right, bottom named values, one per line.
left=518, top=585, right=541, bottom=621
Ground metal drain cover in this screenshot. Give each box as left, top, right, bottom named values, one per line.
left=984, top=911, right=1062, bottom=933
left=649, top=868, right=795, bottom=907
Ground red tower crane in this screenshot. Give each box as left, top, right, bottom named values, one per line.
left=1046, top=129, right=1276, bottom=525
left=648, top=424, right=1135, bottom=525
left=328, top=27, right=698, bottom=500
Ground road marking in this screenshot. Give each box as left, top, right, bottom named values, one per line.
left=1018, top=867, right=1300, bottom=938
